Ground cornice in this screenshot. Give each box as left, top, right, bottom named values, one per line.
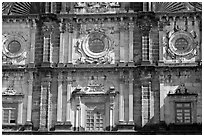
left=2, top=14, right=40, bottom=24
left=2, top=11, right=201, bottom=24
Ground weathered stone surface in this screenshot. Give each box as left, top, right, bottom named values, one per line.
left=2, top=3, right=202, bottom=133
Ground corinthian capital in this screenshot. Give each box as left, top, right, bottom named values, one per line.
left=59, top=18, right=66, bottom=33
left=42, top=24, right=54, bottom=33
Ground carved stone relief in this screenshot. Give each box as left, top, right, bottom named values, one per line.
left=73, top=24, right=116, bottom=64
left=2, top=72, right=25, bottom=95
left=74, top=2, right=120, bottom=14
left=2, top=33, right=27, bottom=65
left=161, top=16, right=199, bottom=64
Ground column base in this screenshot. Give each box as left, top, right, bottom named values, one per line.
left=41, top=62, right=52, bottom=68
left=24, top=121, right=33, bottom=131
left=55, top=121, right=72, bottom=131
left=141, top=60, right=151, bottom=66
left=28, top=63, right=35, bottom=68
left=38, top=127, right=48, bottom=132
left=116, top=122, right=135, bottom=132
left=158, top=60, right=164, bottom=66
left=58, top=63, right=65, bottom=67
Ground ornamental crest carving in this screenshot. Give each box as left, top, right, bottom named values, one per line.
left=73, top=76, right=105, bottom=94
left=161, top=16, right=200, bottom=64
left=74, top=31, right=115, bottom=64
left=163, top=30, right=198, bottom=63
left=2, top=34, right=27, bottom=65
left=74, top=2, right=120, bottom=14
left=2, top=86, right=17, bottom=95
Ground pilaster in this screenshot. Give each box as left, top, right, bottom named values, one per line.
left=129, top=22, right=134, bottom=63
left=65, top=73, right=73, bottom=129
left=58, top=19, right=66, bottom=67
left=39, top=74, right=51, bottom=132
left=128, top=70, right=134, bottom=124
left=67, top=22, right=73, bottom=64
left=29, top=19, right=37, bottom=67
left=56, top=72, right=63, bottom=123
left=119, top=19, right=125, bottom=63
left=24, top=72, right=34, bottom=131
left=119, top=71, right=124, bottom=122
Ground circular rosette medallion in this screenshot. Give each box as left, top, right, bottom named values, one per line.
left=82, top=32, right=111, bottom=58
left=169, top=32, right=194, bottom=56
left=2, top=35, right=26, bottom=58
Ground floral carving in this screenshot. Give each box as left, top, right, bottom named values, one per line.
left=74, top=31, right=115, bottom=64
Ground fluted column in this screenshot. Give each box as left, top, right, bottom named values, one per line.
left=128, top=70, right=134, bottom=123
left=119, top=71, right=124, bottom=122
left=57, top=72, right=63, bottom=122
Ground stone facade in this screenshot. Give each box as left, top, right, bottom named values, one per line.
left=2, top=2, right=202, bottom=133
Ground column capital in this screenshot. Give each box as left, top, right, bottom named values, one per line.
left=59, top=18, right=66, bottom=33
left=110, top=104, right=114, bottom=110
left=42, top=24, right=54, bottom=34
left=129, top=22, right=134, bottom=30
left=119, top=21, right=128, bottom=31
left=41, top=78, right=51, bottom=85
left=66, top=22, right=74, bottom=33
left=76, top=105, right=80, bottom=110
left=66, top=77, right=72, bottom=84
left=129, top=70, right=134, bottom=83
left=58, top=72, right=64, bottom=82
left=31, top=18, right=37, bottom=30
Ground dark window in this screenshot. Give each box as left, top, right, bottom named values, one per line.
left=175, top=102, right=192, bottom=124
left=3, top=108, right=17, bottom=124
left=86, top=110, right=103, bottom=131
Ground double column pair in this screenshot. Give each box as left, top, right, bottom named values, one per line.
left=55, top=72, right=72, bottom=130
left=118, top=70, right=134, bottom=130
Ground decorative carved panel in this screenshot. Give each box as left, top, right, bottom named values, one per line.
left=161, top=15, right=200, bottom=64
left=74, top=2, right=120, bottom=14
left=2, top=33, right=27, bottom=65
left=73, top=25, right=116, bottom=64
